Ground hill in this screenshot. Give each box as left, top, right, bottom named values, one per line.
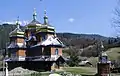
left=57, top=33, right=120, bottom=57
left=0, top=24, right=119, bottom=57
left=88, top=47, right=120, bottom=67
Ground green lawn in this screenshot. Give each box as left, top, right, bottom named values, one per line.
left=106, top=47, right=120, bottom=61
left=63, top=67, right=97, bottom=75
left=88, top=57, right=98, bottom=67
left=27, top=67, right=97, bottom=76
left=27, top=71, right=64, bottom=76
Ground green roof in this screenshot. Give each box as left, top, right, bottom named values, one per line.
left=9, top=27, right=24, bottom=37
left=27, top=20, right=41, bottom=28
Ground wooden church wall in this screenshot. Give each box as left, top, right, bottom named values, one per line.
left=51, top=48, right=62, bottom=55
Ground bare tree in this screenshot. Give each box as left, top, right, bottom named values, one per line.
left=112, top=0, right=120, bottom=34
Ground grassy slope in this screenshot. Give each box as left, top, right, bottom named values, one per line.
left=106, top=47, right=120, bottom=61
left=88, top=47, right=120, bottom=66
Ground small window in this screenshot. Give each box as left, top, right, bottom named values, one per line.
left=42, top=35, right=47, bottom=41
left=55, top=48, right=59, bottom=55
left=101, top=57, right=107, bottom=63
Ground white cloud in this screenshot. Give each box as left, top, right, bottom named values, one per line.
left=1, top=20, right=29, bottom=26
left=2, top=21, right=15, bottom=24
left=68, top=18, right=75, bottom=23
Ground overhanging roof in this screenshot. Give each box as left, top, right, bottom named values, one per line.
left=31, top=35, right=65, bottom=48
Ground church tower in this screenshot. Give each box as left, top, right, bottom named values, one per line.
left=8, top=17, right=26, bottom=61
left=97, top=41, right=111, bottom=76
left=35, top=10, right=55, bottom=42
left=35, top=10, right=64, bottom=61
left=25, top=8, right=41, bottom=47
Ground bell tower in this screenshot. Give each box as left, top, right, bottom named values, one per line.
left=25, top=8, right=40, bottom=47
left=8, top=17, right=26, bottom=61
left=97, top=41, right=111, bottom=76
left=36, top=10, right=55, bottom=42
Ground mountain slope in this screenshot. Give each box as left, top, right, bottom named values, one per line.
left=0, top=24, right=119, bottom=57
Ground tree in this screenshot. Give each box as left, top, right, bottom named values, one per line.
left=65, top=46, right=81, bottom=67
left=112, top=0, right=120, bottom=33
left=108, top=38, right=111, bottom=44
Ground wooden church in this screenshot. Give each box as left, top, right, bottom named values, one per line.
left=4, top=9, right=65, bottom=71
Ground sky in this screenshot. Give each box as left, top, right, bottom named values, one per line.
left=0, top=0, right=119, bottom=37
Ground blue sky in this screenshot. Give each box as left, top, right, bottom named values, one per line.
left=0, top=0, right=118, bottom=37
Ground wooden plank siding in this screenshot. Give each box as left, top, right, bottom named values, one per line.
left=16, top=50, right=26, bottom=56
left=17, top=38, right=24, bottom=43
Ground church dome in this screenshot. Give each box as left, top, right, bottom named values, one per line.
left=36, top=10, right=55, bottom=33
left=9, top=17, right=24, bottom=37
left=26, top=8, right=42, bottom=28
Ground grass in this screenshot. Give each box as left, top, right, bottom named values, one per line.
left=26, top=67, right=97, bottom=76
left=27, top=71, right=65, bottom=76
left=63, top=67, right=97, bottom=75
left=106, top=47, right=120, bottom=61
left=88, top=57, right=98, bottom=67
left=25, top=72, right=50, bottom=76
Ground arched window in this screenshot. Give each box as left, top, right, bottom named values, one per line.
left=55, top=48, right=59, bottom=55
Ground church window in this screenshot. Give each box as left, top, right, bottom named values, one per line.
left=101, top=57, right=107, bottom=63
left=42, top=35, right=47, bottom=41
left=55, top=48, right=59, bottom=55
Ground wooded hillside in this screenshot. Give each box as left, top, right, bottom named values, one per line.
left=0, top=24, right=119, bottom=57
